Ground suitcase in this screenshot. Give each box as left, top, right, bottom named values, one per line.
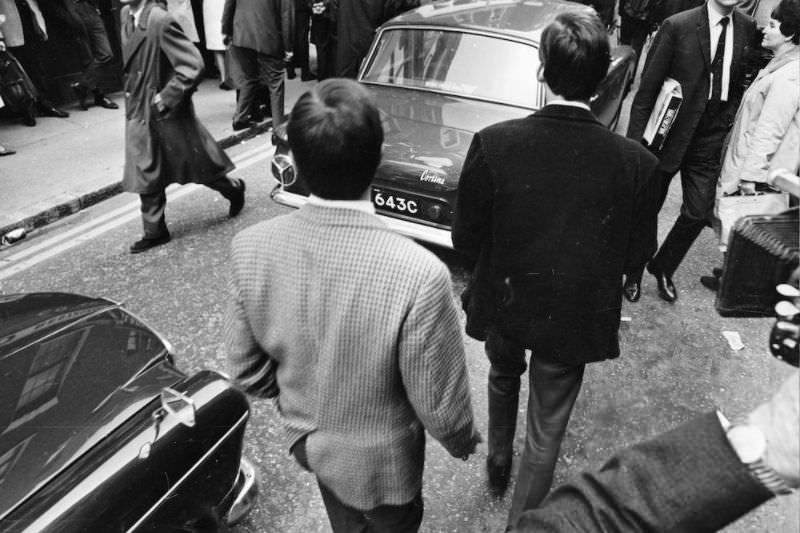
left=717, top=208, right=799, bottom=317
left=0, top=50, right=38, bottom=114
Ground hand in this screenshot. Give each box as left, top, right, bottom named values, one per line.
left=748, top=372, right=800, bottom=488
left=0, top=41, right=5, bottom=52
left=222, top=34, right=231, bottom=46
left=460, top=429, right=483, bottom=460
left=152, top=93, right=168, bottom=116
left=739, top=181, right=757, bottom=195
left=312, top=2, right=326, bottom=15
left=284, top=51, right=294, bottom=64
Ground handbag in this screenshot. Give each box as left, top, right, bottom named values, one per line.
left=714, top=192, right=790, bottom=249
left=0, top=50, right=37, bottom=114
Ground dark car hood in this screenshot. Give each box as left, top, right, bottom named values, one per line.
left=0, top=293, right=181, bottom=520
left=370, top=84, right=531, bottom=193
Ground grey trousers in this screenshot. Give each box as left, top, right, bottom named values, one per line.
left=229, top=46, right=285, bottom=125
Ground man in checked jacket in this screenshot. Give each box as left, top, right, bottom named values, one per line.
left=224, top=78, right=481, bottom=533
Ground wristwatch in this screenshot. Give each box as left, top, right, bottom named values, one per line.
left=726, top=421, right=794, bottom=495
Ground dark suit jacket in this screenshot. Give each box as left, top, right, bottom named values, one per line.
left=221, top=0, right=293, bottom=57
left=453, top=105, right=660, bottom=365
left=511, top=411, right=773, bottom=531
left=627, top=6, right=757, bottom=174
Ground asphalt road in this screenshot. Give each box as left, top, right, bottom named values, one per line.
left=0, top=133, right=796, bottom=532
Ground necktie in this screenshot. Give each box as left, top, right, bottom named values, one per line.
left=710, top=17, right=729, bottom=106
left=125, top=13, right=135, bottom=38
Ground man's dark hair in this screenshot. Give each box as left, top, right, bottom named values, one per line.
left=287, top=79, right=383, bottom=200
left=773, top=0, right=800, bottom=44
left=539, top=10, right=611, bottom=101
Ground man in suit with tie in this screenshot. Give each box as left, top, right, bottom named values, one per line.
left=624, top=0, right=758, bottom=303
left=225, top=78, right=481, bottom=533
left=453, top=9, right=660, bottom=526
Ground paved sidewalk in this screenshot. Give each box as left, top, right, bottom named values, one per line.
left=0, top=76, right=313, bottom=241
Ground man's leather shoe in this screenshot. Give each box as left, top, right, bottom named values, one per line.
left=623, top=276, right=641, bottom=302
left=486, top=457, right=512, bottom=496
left=648, top=264, right=677, bottom=303
left=232, top=119, right=258, bottom=131
left=94, top=92, right=119, bottom=109
left=300, top=70, right=317, bottom=81
left=21, top=110, right=36, bottom=127
left=37, top=101, right=69, bottom=118
left=229, top=179, right=246, bottom=217
left=700, top=275, right=720, bottom=291
left=286, top=66, right=296, bottom=79
left=712, top=267, right=723, bottom=278
left=0, top=144, right=15, bottom=156
left=130, top=233, right=171, bottom=254
left=71, top=82, right=89, bottom=110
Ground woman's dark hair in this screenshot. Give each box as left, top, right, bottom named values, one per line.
left=287, top=79, right=383, bottom=200
left=539, top=10, right=611, bottom=101
left=773, top=0, right=800, bottom=44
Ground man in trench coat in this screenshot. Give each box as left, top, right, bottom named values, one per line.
left=120, top=0, right=245, bottom=253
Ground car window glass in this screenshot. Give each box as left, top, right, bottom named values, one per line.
left=362, top=29, right=540, bottom=108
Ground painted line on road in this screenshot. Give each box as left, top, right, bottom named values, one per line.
left=0, top=145, right=275, bottom=282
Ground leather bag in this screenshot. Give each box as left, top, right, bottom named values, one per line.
left=0, top=50, right=37, bottom=113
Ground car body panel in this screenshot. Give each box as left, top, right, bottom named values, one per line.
left=270, top=0, right=636, bottom=248
left=0, top=293, right=256, bottom=532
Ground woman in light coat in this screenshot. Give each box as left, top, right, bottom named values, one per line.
left=718, top=0, right=800, bottom=195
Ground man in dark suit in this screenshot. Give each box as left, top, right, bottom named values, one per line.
left=452, top=10, right=660, bottom=526
left=625, top=0, right=757, bottom=303
left=221, top=0, right=293, bottom=130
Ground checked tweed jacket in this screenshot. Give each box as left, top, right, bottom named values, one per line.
left=224, top=204, right=478, bottom=510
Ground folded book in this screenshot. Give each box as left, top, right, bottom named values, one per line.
left=642, top=78, right=683, bottom=151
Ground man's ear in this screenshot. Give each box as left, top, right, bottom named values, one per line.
left=537, top=64, right=546, bottom=83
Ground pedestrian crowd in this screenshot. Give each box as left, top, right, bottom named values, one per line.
left=2, top=0, right=799, bottom=531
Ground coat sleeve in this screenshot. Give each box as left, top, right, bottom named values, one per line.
left=281, top=0, right=295, bottom=53
left=452, top=132, right=494, bottom=264
left=511, top=412, right=773, bottom=533
left=627, top=17, right=677, bottom=142
left=624, top=145, right=660, bottom=275
left=398, top=261, right=479, bottom=459
left=221, top=0, right=236, bottom=38
left=738, top=74, right=800, bottom=184
left=155, top=13, right=204, bottom=110
left=224, top=240, right=279, bottom=399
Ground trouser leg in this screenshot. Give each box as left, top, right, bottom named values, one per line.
left=508, top=358, right=584, bottom=523
left=76, top=1, right=114, bottom=92
left=485, top=330, right=527, bottom=468
left=259, top=54, right=286, bottom=124
left=293, top=9, right=311, bottom=71
left=230, top=46, right=258, bottom=123
left=139, top=191, right=168, bottom=237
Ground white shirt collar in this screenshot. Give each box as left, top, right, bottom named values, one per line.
left=307, top=194, right=376, bottom=214
left=548, top=99, right=591, bottom=111
left=707, top=3, right=730, bottom=27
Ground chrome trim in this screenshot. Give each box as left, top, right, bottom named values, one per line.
left=271, top=188, right=454, bottom=249
left=224, top=457, right=259, bottom=526
left=127, top=410, right=250, bottom=532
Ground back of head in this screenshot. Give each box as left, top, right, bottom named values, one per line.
left=773, top=0, right=800, bottom=44
left=539, top=10, right=611, bottom=101
left=287, top=79, right=384, bottom=200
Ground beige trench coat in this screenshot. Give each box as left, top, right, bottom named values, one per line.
left=121, top=1, right=232, bottom=194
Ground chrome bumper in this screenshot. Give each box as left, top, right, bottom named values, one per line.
left=271, top=187, right=454, bottom=250
left=224, top=457, right=259, bottom=526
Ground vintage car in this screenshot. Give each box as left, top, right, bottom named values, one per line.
left=0, top=293, right=258, bottom=532
left=270, top=0, right=637, bottom=248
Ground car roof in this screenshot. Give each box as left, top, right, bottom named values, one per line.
left=382, top=0, right=595, bottom=43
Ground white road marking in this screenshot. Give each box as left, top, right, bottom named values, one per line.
left=0, top=144, right=275, bottom=282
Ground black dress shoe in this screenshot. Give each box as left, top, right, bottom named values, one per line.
left=623, top=276, right=641, bottom=302
left=286, top=66, right=296, bottom=79
left=700, top=276, right=720, bottom=291
left=0, top=144, right=15, bottom=156
left=712, top=267, right=723, bottom=278
left=300, top=70, right=317, bottom=81
left=94, top=92, right=119, bottom=109
left=37, top=100, right=70, bottom=118
left=21, top=110, right=36, bottom=127
left=71, top=82, right=89, bottom=110
left=647, top=264, right=677, bottom=303
left=486, top=457, right=512, bottom=496
left=229, top=179, right=246, bottom=217
left=130, top=233, right=171, bottom=254
left=232, top=119, right=258, bottom=131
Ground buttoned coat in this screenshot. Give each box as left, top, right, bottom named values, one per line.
left=121, top=1, right=232, bottom=194
left=718, top=49, right=800, bottom=194
left=225, top=204, right=478, bottom=510
left=453, top=105, right=660, bottom=365
left=221, top=0, right=293, bottom=57
left=627, top=6, right=757, bottom=174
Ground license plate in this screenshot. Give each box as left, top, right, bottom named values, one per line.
left=371, top=188, right=423, bottom=218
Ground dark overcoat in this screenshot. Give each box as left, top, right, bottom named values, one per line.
left=453, top=106, right=660, bottom=366
left=121, top=1, right=233, bottom=194
left=627, top=6, right=757, bottom=174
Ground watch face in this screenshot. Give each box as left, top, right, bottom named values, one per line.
left=728, top=424, right=767, bottom=463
